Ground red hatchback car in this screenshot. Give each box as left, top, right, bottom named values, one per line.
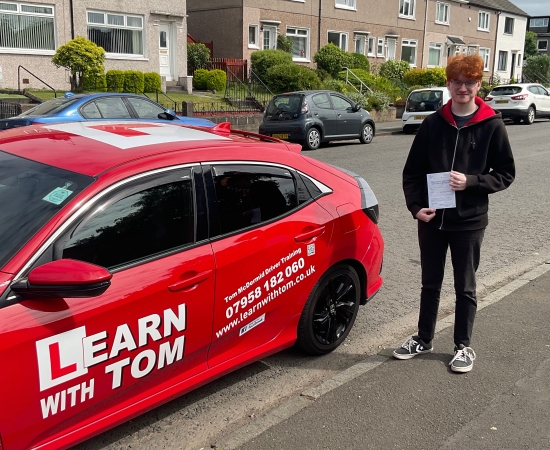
left=0, top=121, right=384, bottom=449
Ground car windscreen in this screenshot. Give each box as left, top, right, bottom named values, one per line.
left=0, top=151, right=95, bottom=269
left=19, top=97, right=80, bottom=117
left=406, top=90, right=443, bottom=112
left=489, top=86, right=523, bottom=96
left=265, top=95, right=302, bottom=120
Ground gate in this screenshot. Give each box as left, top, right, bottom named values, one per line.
left=0, top=101, right=22, bottom=119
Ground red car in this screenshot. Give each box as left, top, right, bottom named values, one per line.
left=0, top=121, right=384, bottom=449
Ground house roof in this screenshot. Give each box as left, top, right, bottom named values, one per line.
left=448, top=35, right=466, bottom=44
left=467, top=0, right=528, bottom=17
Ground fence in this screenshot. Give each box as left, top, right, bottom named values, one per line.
left=192, top=58, right=249, bottom=82
left=0, top=101, right=22, bottom=119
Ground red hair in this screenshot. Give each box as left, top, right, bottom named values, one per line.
left=446, top=54, right=484, bottom=81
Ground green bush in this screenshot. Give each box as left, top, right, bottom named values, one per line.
left=345, top=91, right=369, bottom=109
left=206, top=69, right=226, bottom=92
left=338, top=69, right=401, bottom=101
left=266, top=64, right=322, bottom=93
left=478, top=81, right=497, bottom=99
left=123, top=70, right=144, bottom=93
left=144, top=72, right=162, bottom=92
left=366, top=90, right=391, bottom=111
left=193, top=68, right=209, bottom=89
left=522, top=55, right=550, bottom=84
left=403, top=67, right=447, bottom=87
left=82, top=71, right=107, bottom=92
left=314, top=43, right=352, bottom=78
left=379, top=60, right=410, bottom=82
left=251, top=49, right=293, bottom=82
left=322, top=78, right=353, bottom=94
left=348, top=53, right=370, bottom=72
left=277, top=35, right=294, bottom=54
left=106, top=70, right=125, bottom=92
left=188, top=43, right=211, bottom=74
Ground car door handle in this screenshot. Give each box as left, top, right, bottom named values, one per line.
left=294, top=226, right=325, bottom=242
left=337, top=113, right=342, bottom=117
left=168, top=270, right=212, bottom=292
left=314, top=112, right=319, bottom=116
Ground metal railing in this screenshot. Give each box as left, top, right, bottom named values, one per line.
left=342, top=67, right=372, bottom=94
left=18, top=66, right=57, bottom=97
left=192, top=101, right=263, bottom=116
left=0, top=101, right=22, bottom=119
left=223, top=68, right=274, bottom=113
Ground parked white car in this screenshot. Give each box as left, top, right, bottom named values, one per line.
left=401, top=87, right=451, bottom=134
left=485, top=83, right=550, bottom=124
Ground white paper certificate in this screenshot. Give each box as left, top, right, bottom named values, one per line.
left=427, top=172, right=456, bottom=209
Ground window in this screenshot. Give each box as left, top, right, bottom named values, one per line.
left=63, top=175, right=194, bottom=269
left=530, top=18, right=549, bottom=28
left=312, top=93, right=332, bottom=109
left=479, top=48, right=490, bottom=71
left=212, top=165, right=299, bottom=235
left=335, top=0, right=356, bottom=9
left=435, top=2, right=450, bottom=25
left=401, top=39, right=417, bottom=66
left=126, top=97, right=166, bottom=119
left=538, top=40, right=548, bottom=51
left=355, top=35, right=366, bottom=55
left=377, top=38, right=385, bottom=57
left=368, top=37, right=376, bottom=56
left=399, top=0, right=415, bottom=18
left=81, top=97, right=131, bottom=119
left=478, top=11, right=490, bottom=31
left=467, top=46, right=478, bottom=55
left=428, top=42, right=442, bottom=67
left=328, top=31, right=348, bottom=51
left=262, top=25, right=277, bottom=50
left=498, top=51, right=507, bottom=71
left=287, top=27, right=310, bottom=60
left=330, top=94, right=354, bottom=110
left=0, top=1, right=55, bottom=53
left=87, top=10, right=144, bottom=56
left=504, top=17, right=514, bottom=34
left=249, top=25, right=259, bottom=48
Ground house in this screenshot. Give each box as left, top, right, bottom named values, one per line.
left=0, top=1, right=192, bottom=92
left=527, top=15, right=550, bottom=58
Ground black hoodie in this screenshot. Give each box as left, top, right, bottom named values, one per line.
left=403, top=96, right=515, bottom=231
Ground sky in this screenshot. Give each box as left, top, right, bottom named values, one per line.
left=507, top=0, right=549, bottom=16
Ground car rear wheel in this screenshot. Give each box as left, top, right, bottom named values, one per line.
left=296, top=264, right=361, bottom=355
left=524, top=106, right=535, bottom=125
left=303, top=127, right=321, bottom=150
left=360, top=122, right=374, bottom=144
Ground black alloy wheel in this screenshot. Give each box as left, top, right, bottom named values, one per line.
left=296, top=265, right=360, bottom=355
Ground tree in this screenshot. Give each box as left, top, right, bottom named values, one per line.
left=187, top=43, right=211, bottom=75
left=524, top=31, right=538, bottom=58
left=522, top=55, right=550, bottom=84
left=276, top=35, right=294, bottom=54
left=52, top=36, right=105, bottom=91
left=313, top=43, right=353, bottom=78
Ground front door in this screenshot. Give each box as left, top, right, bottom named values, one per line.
left=510, top=53, right=516, bottom=80
left=263, top=26, right=277, bottom=50
left=386, top=38, right=396, bottom=60
left=159, top=23, right=172, bottom=81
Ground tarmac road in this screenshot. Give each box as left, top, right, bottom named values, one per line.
left=75, top=119, right=550, bottom=450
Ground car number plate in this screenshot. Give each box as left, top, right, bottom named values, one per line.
left=496, top=100, right=508, bottom=104
left=272, top=133, right=289, bottom=139
left=413, top=116, right=425, bottom=120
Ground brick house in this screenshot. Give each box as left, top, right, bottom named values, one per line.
left=527, top=15, right=550, bottom=58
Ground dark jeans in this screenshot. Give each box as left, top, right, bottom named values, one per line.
left=417, top=220, right=485, bottom=347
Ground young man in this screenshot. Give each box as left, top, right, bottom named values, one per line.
left=394, top=55, right=515, bottom=372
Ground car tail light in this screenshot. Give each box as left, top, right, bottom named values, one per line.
left=301, top=100, right=309, bottom=114
left=485, top=96, right=493, bottom=101
left=511, top=94, right=528, bottom=100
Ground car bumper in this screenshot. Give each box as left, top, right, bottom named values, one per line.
left=491, top=108, right=529, bottom=118
left=401, top=112, right=432, bottom=130
left=258, top=124, right=307, bottom=143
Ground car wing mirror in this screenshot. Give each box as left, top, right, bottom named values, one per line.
left=158, top=109, right=177, bottom=120
left=353, top=104, right=361, bottom=112
left=11, top=259, right=112, bottom=299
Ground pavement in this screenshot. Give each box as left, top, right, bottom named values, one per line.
left=375, top=119, right=404, bottom=136
left=212, top=261, right=550, bottom=450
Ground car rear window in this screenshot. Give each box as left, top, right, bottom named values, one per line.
left=20, top=97, right=80, bottom=116
left=406, top=90, right=443, bottom=112
left=0, top=151, right=94, bottom=269
left=265, top=95, right=302, bottom=119
left=489, top=86, right=523, bottom=95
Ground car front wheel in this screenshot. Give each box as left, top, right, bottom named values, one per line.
left=524, top=106, right=535, bottom=125
left=296, top=264, right=361, bottom=355
left=303, top=127, right=321, bottom=150
left=360, top=122, right=374, bottom=144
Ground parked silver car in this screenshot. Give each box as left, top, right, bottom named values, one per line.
left=485, top=83, right=550, bottom=124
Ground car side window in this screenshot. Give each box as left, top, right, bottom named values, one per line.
left=80, top=101, right=102, bottom=119
left=62, top=178, right=194, bottom=269
left=330, top=95, right=353, bottom=111
left=93, top=97, right=132, bottom=119
left=212, top=164, right=298, bottom=235
left=127, top=97, right=166, bottom=119
left=528, top=86, right=539, bottom=95
left=312, top=93, right=332, bottom=109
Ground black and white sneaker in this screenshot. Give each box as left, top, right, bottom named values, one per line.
left=449, top=345, right=476, bottom=373
left=393, top=336, right=433, bottom=360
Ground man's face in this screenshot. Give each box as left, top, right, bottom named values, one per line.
left=446, top=77, right=481, bottom=105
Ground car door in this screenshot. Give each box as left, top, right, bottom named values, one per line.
left=79, top=96, right=133, bottom=120
left=125, top=96, right=172, bottom=122
left=535, top=85, right=550, bottom=114
left=205, top=163, right=334, bottom=367
left=0, top=167, right=215, bottom=450
left=330, top=93, right=362, bottom=137
left=310, top=92, right=338, bottom=137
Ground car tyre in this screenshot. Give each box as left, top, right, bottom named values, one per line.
left=296, top=264, right=361, bottom=355
left=512, top=117, right=522, bottom=125
left=524, top=106, right=535, bottom=125
left=303, top=127, right=321, bottom=150
left=359, top=122, right=374, bottom=144
left=403, top=125, right=415, bottom=134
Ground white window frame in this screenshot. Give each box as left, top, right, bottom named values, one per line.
left=504, top=17, right=514, bottom=35
left=530, top=18, right=549, bottom=28
left=0, top=1, right=56, bottom=55
left=335, top=0, right=356, bottom=10
left=435, top=2, right=450, bottom=25
left=399, top=0, right=415, bottom=19
left=538, top=40, right=548, bottom=51
left=427, top=42, right=442, bottom=67
left=248, top=25, right=259, bottom=48
left=287, top=27, right=310, bottom=62
left=354, top=34, right=367, bottom=55
left=479, top=47, right=490, bottom=71
left=368, top=37, right=376, bottom=56
left=328, top=31, right=348, bottom=51
left=498, top=50, right=507, bottom=71
left=400, top=39, right=417, bottom=66
left=478, top=11, right=490, bottom=31
left=262, top=25, right=277, bottom=50
left=87, top=10, right=144, bottom=58
left=377, top=38, right=385, bottom=57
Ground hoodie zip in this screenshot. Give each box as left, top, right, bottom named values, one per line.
left=440, top=124, right=460, bottom=230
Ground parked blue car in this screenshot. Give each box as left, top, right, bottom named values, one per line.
left=0, top=92, right=215, bottom=130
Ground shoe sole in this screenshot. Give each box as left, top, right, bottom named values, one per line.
left=392, top=348, right=433, bottom=360
left=450, top=364, right=473, bottom=373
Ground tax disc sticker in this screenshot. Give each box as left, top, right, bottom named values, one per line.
left=43, top=183, right=73, bottom=205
